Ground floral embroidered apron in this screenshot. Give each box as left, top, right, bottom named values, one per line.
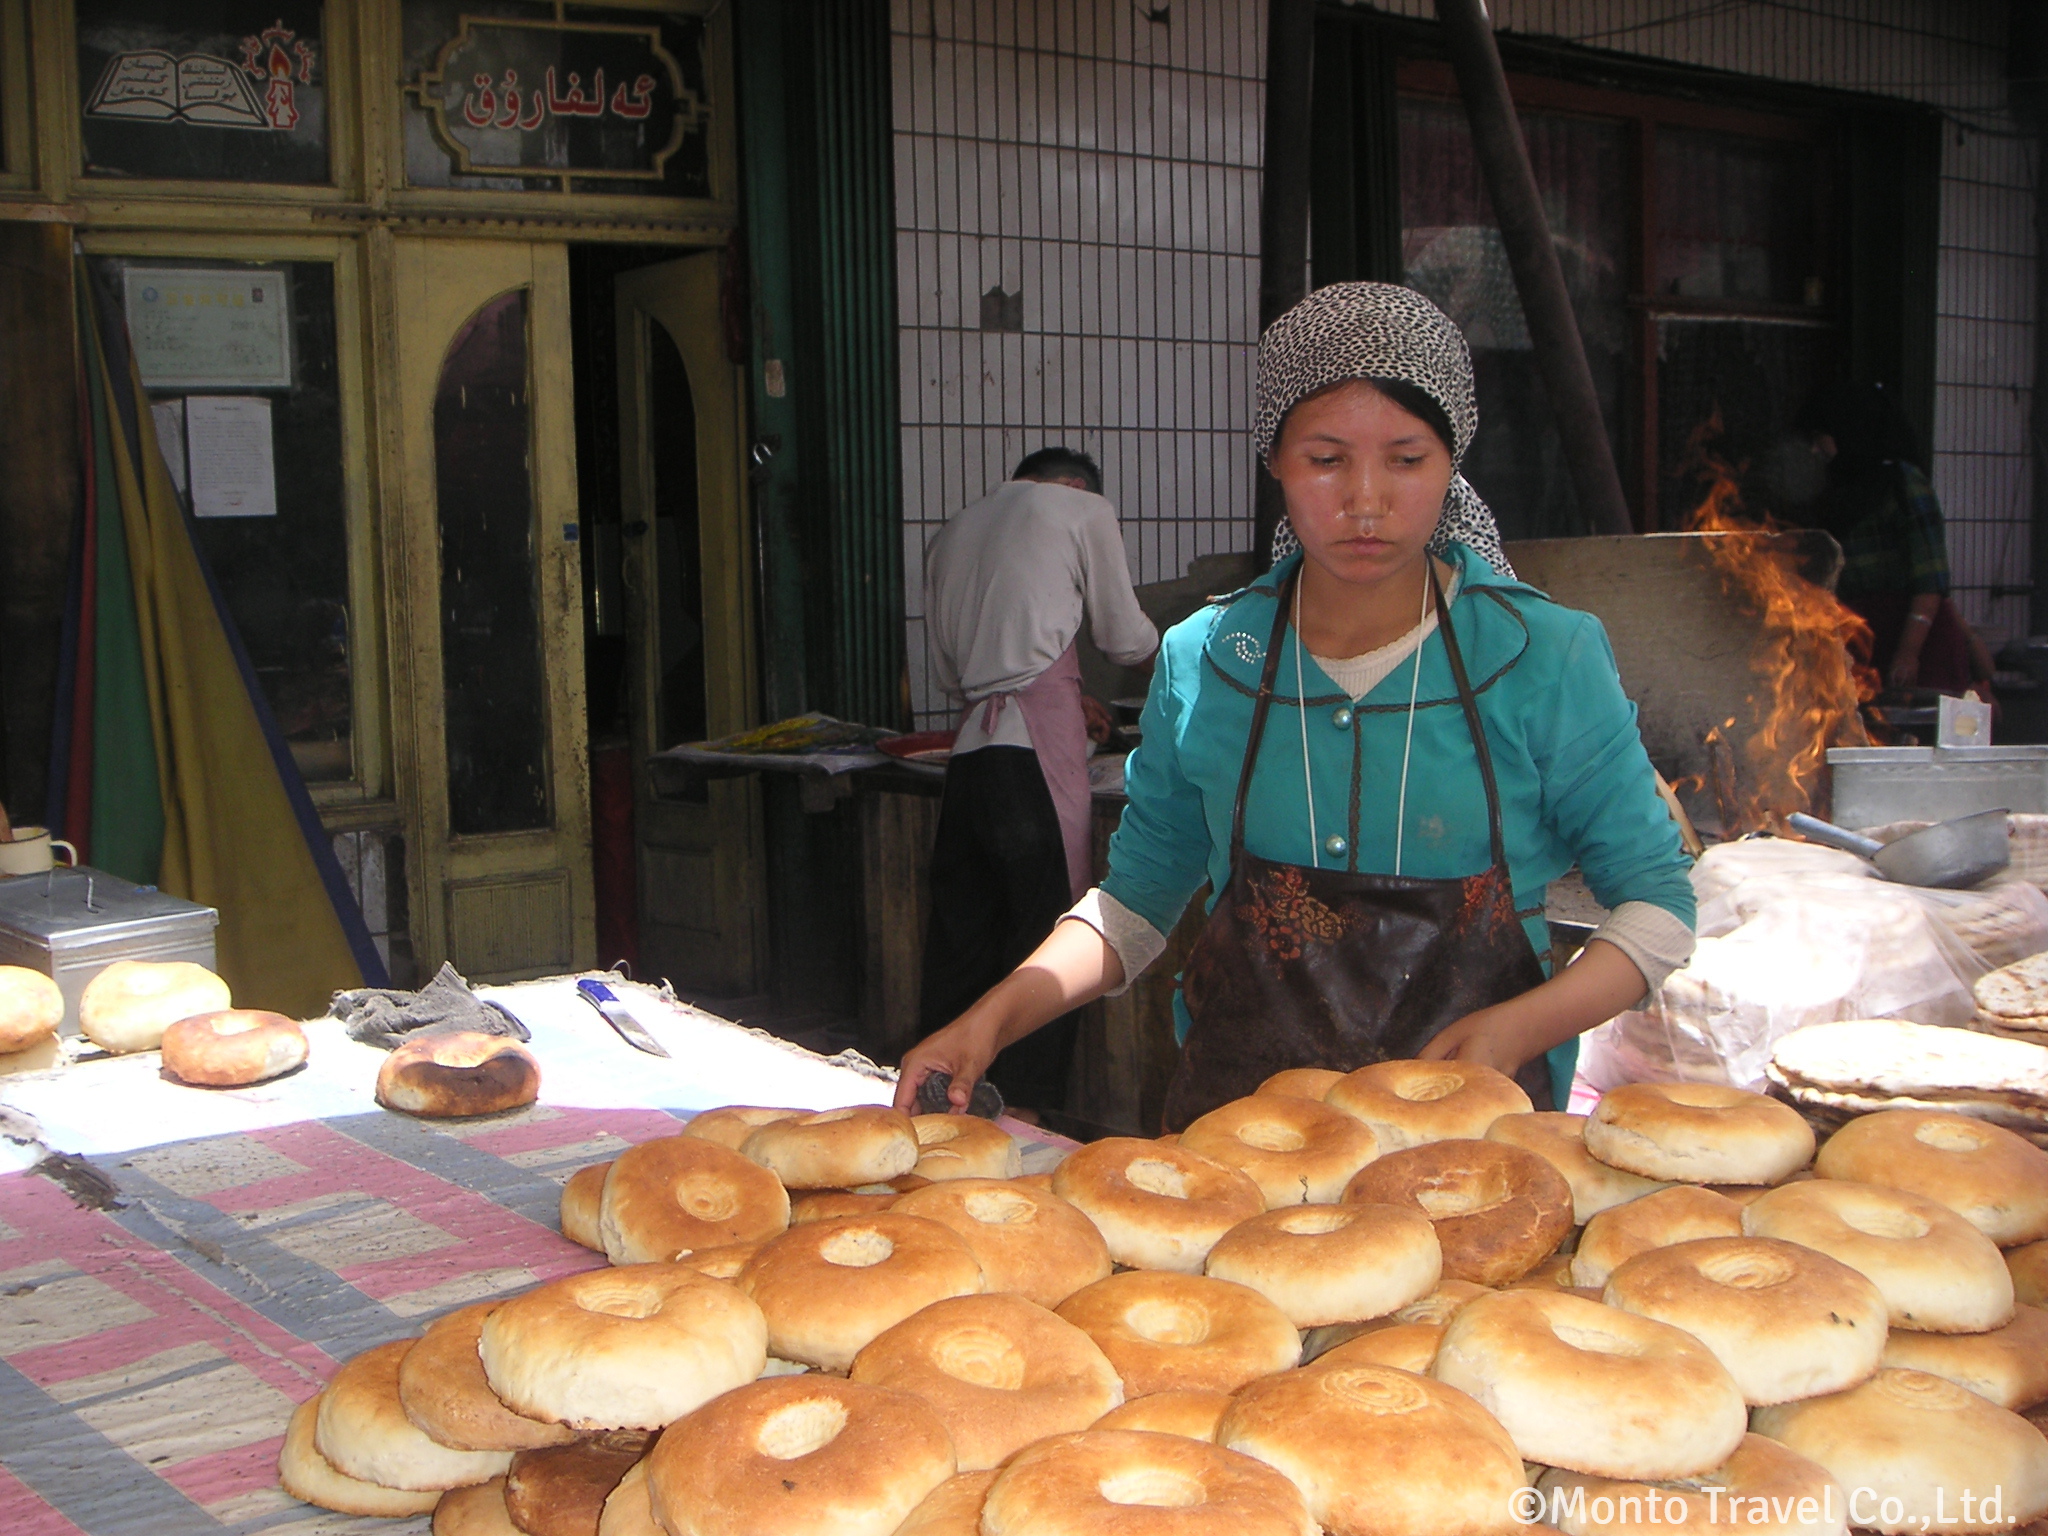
left=1163, top=564, right=1551, bottom=1131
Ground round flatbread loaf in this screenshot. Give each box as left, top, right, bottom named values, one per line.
left=1752, top=1369, right=2048, bottom=1534
left=1815, top=1110, right=2048, bottom=1248
left=0, top=966, right=62, bottom=1054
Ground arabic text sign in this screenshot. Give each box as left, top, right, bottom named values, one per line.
left=124, top=268, right=292, bottom=390
left=410, top=18, right=699, bottom=180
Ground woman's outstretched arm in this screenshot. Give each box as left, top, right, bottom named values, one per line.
left=893, top=919, right=1126, bottom=1112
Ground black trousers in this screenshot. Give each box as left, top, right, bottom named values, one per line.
left=918, top=745, right=1080, bottom=1112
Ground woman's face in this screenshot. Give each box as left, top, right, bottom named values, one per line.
left=1271, top=380, right=1455, bottom=587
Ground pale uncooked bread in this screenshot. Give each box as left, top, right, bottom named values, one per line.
left=2011, top=1239, right=2048, bottom=1305
left=1178, top=1093, right=1381, bottom=1207
left=1219, top=1363, right=1528, bottom=1536
left=1485, top=1111, right=1671, bottom=1224
left=1752, top=1369, right=2048, bottom=1534
left=1584, top=1082, right=1814, bottom=1185
left=739, top=1213, right=985, bottom=1373
left=433, top=1477, right=520, bottom=1536
left=1051, top=1136, right=1264, bottom=1272
left=314, top=1340, right=511, bottom=1490
left=1770, top=1020, right=2048, bottom=1115
left=399, top=1302, right=578, bottom=1453
left=1571, top=1186, right=1747, bottom=1289
left=1431, top=1290, right=1747, bottom=1479
left=979, top=1430, right=1314, bottom=1536
left=1535, top=1434, right=1845, bottom=1536
left=909, top=1114, right=1022, bottom=1181
left=1743, top=1179, right=2016, bottom=1334
left=559, top=1163, right=609, bottom=1252
left=0, top=966, right=61, bottom=1053
left=160, top=1009, right=307, bottom=1086
left=596, top=1134, right=790, bottom=1264
left=1202, top=1201, right=1440, bottom=1328
left=1092, top=1389, right=1234, bottom=1441
left=79, top=959, right=230, bottom=1053
left=1881, top=1305, right=2048, bottom=1410
left=1814, top=1109, right=2048, bottom=1248
left=1601, top=1236, right=1889, bottom=1405
left=646, top=1375, right=956, bottom=1536
left=740, top=1106, right=919, bottom=1189
left=890, top=1178, right=1111, bottom=1309
left=480, top=1265, right=767, bottom=1430
left=1055, top=1271, right=1300, bottom=1395
left=848, top=1293, right=1123, bottom=1470
left=278, top=1393, right=442, bottom=1517
left=893, top=1470, right=997, bottom=1536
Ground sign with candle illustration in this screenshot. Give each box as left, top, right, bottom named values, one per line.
left=409, top=17, right=703, bottom=181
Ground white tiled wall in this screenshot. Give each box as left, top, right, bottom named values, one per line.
left=892, top=0, right=2038, bottom=722
left=1350, top=0, right=2037, bottom=642
left=892, top=0, right=1267, bottom=726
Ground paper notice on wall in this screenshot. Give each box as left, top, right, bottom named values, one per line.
left=149, top=398, right=189, bottom=500
left=185, top=395, right=276, bottom=517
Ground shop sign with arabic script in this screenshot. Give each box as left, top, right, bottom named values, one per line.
left=408, top=17, right=702, bottom=181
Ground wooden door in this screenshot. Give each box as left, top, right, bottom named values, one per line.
left=391, top=238, right=595, bottom=981
left=615, top=255, right=765, bottom=993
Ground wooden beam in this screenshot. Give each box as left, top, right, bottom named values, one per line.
left=1436, top=0, right=1635, bottom=536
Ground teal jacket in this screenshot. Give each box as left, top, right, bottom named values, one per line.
left=1102, top=544, right=1695, bottom=1019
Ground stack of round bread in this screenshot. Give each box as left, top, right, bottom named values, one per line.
left=278, top=1074, right=2048, bottom=1536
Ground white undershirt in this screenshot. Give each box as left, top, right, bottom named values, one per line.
left=1307, top=570, right=1457, bottom=702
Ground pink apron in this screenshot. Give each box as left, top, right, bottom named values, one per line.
left=967, top=643, right=1093, bottom=901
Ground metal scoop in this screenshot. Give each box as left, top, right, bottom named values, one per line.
left=1786, top=809, right=2011, bottom=890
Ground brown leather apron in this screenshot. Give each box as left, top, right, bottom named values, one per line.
left=1163, top=564, right=1550, bottom=1131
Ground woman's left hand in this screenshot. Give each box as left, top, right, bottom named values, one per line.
left=1417, top=1005, right=1536, bottom=1077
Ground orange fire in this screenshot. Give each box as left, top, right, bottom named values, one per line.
left=1678, top=413, right=1877, bottom=833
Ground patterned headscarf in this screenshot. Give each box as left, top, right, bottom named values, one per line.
left=1259, top=282, right=1511, bottom=577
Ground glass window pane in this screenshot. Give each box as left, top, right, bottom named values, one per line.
left=1399, top=95, right=1630, bottom=539
left=1655, top=127, right=1819, bottom=306
left=437, top=289, right=552, bottom=835
left=75, top=0, right=330, bottom=184
left=102, top=255, right=355, bottom=782
left=1656, top=319, right=1834, bottom=525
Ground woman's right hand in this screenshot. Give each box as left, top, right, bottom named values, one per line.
left=893, top=1014, right=1000, bottom=1113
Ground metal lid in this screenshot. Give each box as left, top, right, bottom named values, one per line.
left=1827, top=746, right=2048, bottom=766
left=0, top=866, right=218, bottom=947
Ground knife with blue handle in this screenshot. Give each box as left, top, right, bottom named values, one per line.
left=574, top=978, right=671, bottom=1056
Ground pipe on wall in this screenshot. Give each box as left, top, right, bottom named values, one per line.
left=1436, top=0, right=1635, bottom=537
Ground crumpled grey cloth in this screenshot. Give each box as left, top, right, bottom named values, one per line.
left=330, top=961, right=529, bottom=1050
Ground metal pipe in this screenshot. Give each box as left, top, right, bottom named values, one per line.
left=1436, top=0, right=1635, bottom=537
left=1253, top=0, right=1317, bottom=565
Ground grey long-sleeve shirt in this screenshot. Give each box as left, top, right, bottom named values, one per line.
left=924, top=480, right=1159, bottom=752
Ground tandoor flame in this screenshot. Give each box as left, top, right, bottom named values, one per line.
left=1679, top=413, right=1877, bottom=833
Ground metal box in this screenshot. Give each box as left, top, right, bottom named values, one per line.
left=1827, top=745, right=2048, bottom=829
left=0, top=866, right=219, bottom=1037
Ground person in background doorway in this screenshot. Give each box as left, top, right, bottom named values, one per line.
left=916, top=448, right=1160, bottom=1114
left=1794, top=381, right=1993, bottom=700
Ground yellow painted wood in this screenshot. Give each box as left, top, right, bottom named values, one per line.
left=76, top=229, right=391, bottom=818
left=390, top=236, right=596, bottom=981
left=615, top=253, right=766, bottom=992
left=0, top=0, right=32, bottom=189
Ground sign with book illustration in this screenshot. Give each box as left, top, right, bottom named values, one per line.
left=75, top=1, right=327, bottom=183
left=405, top=9, right=712, bottom=196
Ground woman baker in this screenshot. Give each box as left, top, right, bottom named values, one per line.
left=896, top=283, right=1696, bottom=1128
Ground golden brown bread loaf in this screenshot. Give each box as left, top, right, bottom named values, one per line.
left=376, top=1031, right=540, bottom=1118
